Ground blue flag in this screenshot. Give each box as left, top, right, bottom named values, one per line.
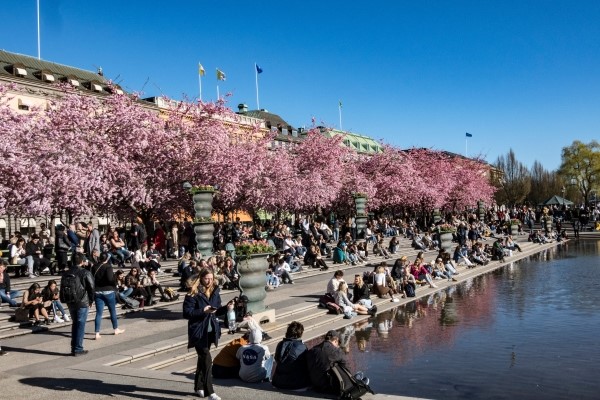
left=466, top=132, right=473, bottom=137
left=256, top=64, right=263, bottom=74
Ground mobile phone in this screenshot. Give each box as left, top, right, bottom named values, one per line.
left=208, top=306, right=218, bottom=311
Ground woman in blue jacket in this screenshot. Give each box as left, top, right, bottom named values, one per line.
left=183, top=268, right=233, bottom=400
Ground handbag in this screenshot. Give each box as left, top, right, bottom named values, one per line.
left=10, top=256, right=19, bottom=265
left=15, top=308, right=30, bottom=322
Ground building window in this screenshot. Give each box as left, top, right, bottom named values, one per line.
left=18, top=99, right=31, bottom=111
left=0, top=218, right=6, bottom=241
left=19, top=218, right=37, bottom=237
left=15, top=67, right=27, bottom=77
left=42, top=72, right=55, bottom=82
left=92, top=83, right=103, bottom=92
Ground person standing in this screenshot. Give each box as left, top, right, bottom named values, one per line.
left=85, top=222, right=101, bottom=258
left=54, top=225, right=72, bottom=273
left=183, top=269, right=233, bottom=400
left=60, top=253, right=95, bottom=356
left=91, top=253, right=125, bottom=340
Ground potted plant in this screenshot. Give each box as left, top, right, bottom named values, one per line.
left=189, top=185, right=217, bottom=194
left=438, top=223, right=457, bottom=233
left=235, top=241, right=275, bottom=257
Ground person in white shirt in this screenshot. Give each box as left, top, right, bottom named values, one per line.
left=275, top=259, right=294, bottom=284
left=236, top=329, right=273, bottom=383
left=326, top=270, right=345, bottom=296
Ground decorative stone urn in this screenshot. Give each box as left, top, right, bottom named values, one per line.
left=354, top=194, right=368, bottom=238
left=510, top=224, right=519, bottom=236
left=439, top=231, right=455, bottom=254
left=191, top=188, right=215, bottom=257
left=433, top=208, right=442, bottom=224
left=477, top=201, right=485, bottom=221
left=237, top=253, right=269, bottom=314
left=193, top=222, right=214, bottom=258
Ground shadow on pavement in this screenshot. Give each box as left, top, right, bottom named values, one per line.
left=19, top=377, right=188, bottom=400
left=124, top=308, right=182, bottom=321
left=2, top=346, right=67, bottom=357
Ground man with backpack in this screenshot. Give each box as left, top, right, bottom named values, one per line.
left=306, top=330, right=373, bottom=398
left=60, top=253, right=95, bottom=356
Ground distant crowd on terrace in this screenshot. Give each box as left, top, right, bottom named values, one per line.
left=1, top=202, right=579, bottom=289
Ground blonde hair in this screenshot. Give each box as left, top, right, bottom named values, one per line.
left=188, top=268, right=216, bottom=297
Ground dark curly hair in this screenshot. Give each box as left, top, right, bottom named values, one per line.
left=285, top=321, right=304, bottom=339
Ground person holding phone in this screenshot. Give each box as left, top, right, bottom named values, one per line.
left=183, top=268, right=234, bottom=400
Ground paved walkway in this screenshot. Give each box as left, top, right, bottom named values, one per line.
left=0, top=234, right=566, bottom=399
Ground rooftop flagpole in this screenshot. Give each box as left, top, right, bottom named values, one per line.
left=338, top=100, right=343, bottom=131
left=465, top=132, right=473, bottom=157
left=255, top=63, right=261, bottom=109
left=216, top=68, right=226, bottom=101
left=198, top=63, right=205, bottom=102
left=37, top=0, right=41, bottom=60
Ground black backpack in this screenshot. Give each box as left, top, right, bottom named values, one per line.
left=60, top=269, right=85, bottom=304
left=329, top=362, right=375, bottom=400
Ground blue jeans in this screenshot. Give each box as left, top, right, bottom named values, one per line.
left=68, top=305, right=89, bottom=354
left=94, top=291, right=119, bottom=332
left=0, top=290, right=19, bottom=306
left=118, top=288, right=133, bottom=302
left=52, top=300, right=67, bottom=317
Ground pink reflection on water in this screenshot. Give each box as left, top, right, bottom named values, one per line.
left=306, top=273, right=499, bottom=372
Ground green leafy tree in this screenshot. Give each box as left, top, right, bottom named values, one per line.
left=558, top=140, right=600, bottom=205
left=494, top=149, right=531, bottom=206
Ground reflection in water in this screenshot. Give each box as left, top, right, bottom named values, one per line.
left=306, top=240, right=600, bottom=400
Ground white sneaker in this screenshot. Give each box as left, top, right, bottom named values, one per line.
left=63, top=314, right=71, bottom=322
left=391, top=298, right=400, bottom=302
left=208, top=394, right=221, bottom=400
left=194, top=389, right=204, bottom=397
left=54, top=316, right=64, bottom=323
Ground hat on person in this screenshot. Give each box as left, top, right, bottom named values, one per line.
left=325, top=330, right=339, bottom=340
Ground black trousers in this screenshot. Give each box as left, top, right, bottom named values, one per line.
left=194, top=337, right=215, bottom=394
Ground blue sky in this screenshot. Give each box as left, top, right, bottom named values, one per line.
left=2, top=1, right=600, bottom=171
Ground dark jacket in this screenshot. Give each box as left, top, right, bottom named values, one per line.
left=25, top=241, right=43, bottom=257
left=353, top=284, right=371, bottom=303
left=85, top=228, right=101, bottom=256
left=61, top=266, right=95, bottom=309
left=306, top=340, right=347, bottom=394
left=0, top=271, right=11, bottom=293
left=183, top=285, right=227, bottom=349
left=55, top=230, right=72, bottom=253
left=272, top=338, right=310, bottom=390
left=91, top=262, right=116, bottom=292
